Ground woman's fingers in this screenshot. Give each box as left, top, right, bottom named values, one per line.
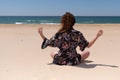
left=99, top=30, right=103, bottom=36
left=38, top=28, right=43, bottom=33
left=97, top=29, right=103, bottom=37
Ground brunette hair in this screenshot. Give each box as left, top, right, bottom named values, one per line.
left=59, top=12, right=76, bottom=33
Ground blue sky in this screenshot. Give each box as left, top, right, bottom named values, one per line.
left=0, top=0, right=120, bottom=16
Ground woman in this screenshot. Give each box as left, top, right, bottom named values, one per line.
left=38, top=12, right=103, bottom=65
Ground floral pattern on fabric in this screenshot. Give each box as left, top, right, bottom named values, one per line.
left=41, top=29, right=89, bottom=65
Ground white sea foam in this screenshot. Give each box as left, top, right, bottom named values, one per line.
left=40, top=23, right=59, bottom=24
left=15, top=22, right=24, bottom=24
left=27, top=20, right=31, bottom=22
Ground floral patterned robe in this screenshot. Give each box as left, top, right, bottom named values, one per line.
left=41, top=29, right=89, bottom=65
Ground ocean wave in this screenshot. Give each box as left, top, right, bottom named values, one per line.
left=40, top=23, right=59, bottom=24
left=15, top=21, right=59, bottom=24
left=15, top=22, right=24, bottom=24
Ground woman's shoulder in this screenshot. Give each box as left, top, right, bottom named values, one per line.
left=71, top=29, right=83, bottom=35
left=54, top=32, right=64, bottom=39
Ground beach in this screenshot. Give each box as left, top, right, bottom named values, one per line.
left=0, top=24, right=120, bottom=80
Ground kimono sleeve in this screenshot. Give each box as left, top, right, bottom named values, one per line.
left=41, top=33, right=59, bottom=49
left=78, top=32, right=89, bottom=51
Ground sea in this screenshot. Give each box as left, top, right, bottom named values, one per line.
left=0, top=16, right=120, bottom=24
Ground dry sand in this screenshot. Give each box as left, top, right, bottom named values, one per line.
left=0, top=24, right=120, bottom=80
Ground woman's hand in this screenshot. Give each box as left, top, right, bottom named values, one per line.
left=38, top=28, right=45, bottom=40
left=87, top=29, right=103, bottom=48
left=38, top=28, right=43, bottom=35
left=96, top=30, right=103, bottom=38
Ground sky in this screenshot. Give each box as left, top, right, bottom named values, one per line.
left=0, top=0, right=120, bottom=16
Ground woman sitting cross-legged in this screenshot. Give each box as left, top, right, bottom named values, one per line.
left=38, top=12, right=103, bottom=65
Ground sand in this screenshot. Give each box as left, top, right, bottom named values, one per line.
left=0, top=24, right=120, bottom=80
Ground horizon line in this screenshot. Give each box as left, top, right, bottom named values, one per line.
left=0, top=15, right=120, bottom=17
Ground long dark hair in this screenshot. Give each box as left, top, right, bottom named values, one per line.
left=58, top=12, right=76, bottom=33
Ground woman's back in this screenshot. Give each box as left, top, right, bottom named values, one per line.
left=41, top=28, right=89, bottom=65
left=38, top=12, right=103, bottom=65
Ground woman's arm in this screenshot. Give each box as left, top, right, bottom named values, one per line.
left=87, top=30, right=103, bottom=48
left=38, top=27, right=59, bottom=49
left=38, top=28, right=46, bottom=40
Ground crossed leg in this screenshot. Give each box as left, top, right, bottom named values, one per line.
left=50, top=51, right=90, bottom=62
left=80, top=51, right=90, bottom=61
left=50, top=51, right=58, bottom=59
